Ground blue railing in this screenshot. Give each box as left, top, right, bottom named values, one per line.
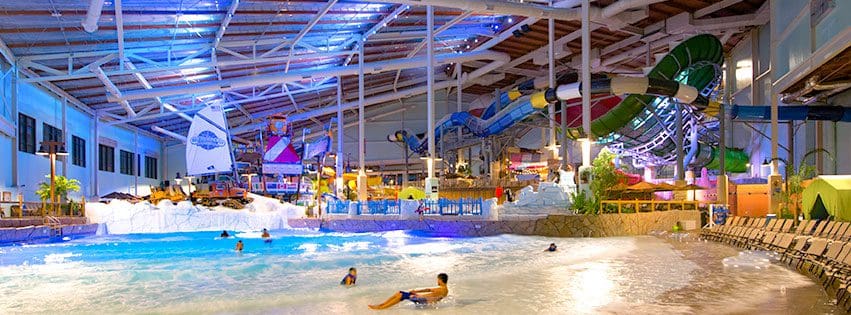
left=358, top=200, right=401, bottom=215
left=324, top=198, right=483, bottom=216
left=423, top=198, right=483, bottom=216
left=325, top=199, right=349, bottom=214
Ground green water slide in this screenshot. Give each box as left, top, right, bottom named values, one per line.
left=565, top=34, right=749, bottom=172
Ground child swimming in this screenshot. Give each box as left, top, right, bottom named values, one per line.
left=340, top=267, right=357, bottom=287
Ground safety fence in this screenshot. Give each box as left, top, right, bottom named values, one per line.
left=325, top=198, right=484, bottom=216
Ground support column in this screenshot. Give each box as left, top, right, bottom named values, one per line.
left=455, top=62, right=463, bottom=173
left=717, top=56, right=731, bottom=206
left=93, top=111, right=100, bottom=200
left=336, top=76, right=344, bottom=198
left=674, top=103, right=684, bottom=181
left=816, top=121, right=824, bottom=173
left=425, top=5, right=438, bottom=200
left=547, top=1, right=557, bottom=160
left=61, top=97, right=68, bottom=177
left=134, top=130, right=139, bottom=196
left=577, top=0, right=592, bottom=195
left=10, top=67, right=18, bottom=188
left=768, top=11, right=781, bottom=215
left=357, top=38, right=367, bottom=202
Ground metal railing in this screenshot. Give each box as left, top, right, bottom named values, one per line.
left=423, top=198, right=483, bottom=216
left=324, top=198, right=484, bottom=216
left=599, top=199, right=700, bottom=214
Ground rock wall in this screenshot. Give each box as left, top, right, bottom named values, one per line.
left=289, top=210, right=700, bottom=237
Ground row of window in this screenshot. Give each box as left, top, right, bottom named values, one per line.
left=18, top=113, right=158, bottom=179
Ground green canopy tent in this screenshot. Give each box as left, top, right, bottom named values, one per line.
left=802, top=176, right=851, bottom=221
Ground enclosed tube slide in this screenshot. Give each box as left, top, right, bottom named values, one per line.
left=730, top=105, right=851, bottom=122
left=556, top=34, right=750, bottom=172
left=393, top=90, right=554, bottom=153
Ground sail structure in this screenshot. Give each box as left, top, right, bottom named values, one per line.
left=186, top=104, right=233, bottom=175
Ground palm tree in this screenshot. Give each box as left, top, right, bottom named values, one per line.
left=769, top=148, right=833, bottom=220
left=35, top=175, right=81, bottom=204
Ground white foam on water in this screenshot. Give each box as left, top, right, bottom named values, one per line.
left=0, top=233, right=838, bottom=314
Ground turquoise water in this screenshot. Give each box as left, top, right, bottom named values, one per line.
left=0, top=231, right=838, bottom=314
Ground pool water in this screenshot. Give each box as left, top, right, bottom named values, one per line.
left=0, top=230, right=839, bottom=314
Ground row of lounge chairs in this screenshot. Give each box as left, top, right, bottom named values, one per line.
left=702, top=217, right=851, bottom=310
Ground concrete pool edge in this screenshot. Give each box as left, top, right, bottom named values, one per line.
left=289, top=210, right=700, bottom=237
left=0, top=223, right=99, bottom=244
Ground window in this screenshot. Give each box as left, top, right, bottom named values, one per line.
left=120, top=150, right=134, bottom=175
left=98, top=144, right=115, bottom=172
left=17, top=113, right=35, bottom=154
left=72, top=136, right=85, bottom=167
left=145, top=156, right=158, bottom=179
left=43, top=123, right=63, bottom=142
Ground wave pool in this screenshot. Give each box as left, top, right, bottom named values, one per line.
left=0, top=230, right=839, bottom=314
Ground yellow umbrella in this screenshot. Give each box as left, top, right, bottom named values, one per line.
left=627, top=181, right=659, bottom=192
left=398, top=187, right=426, bottom=200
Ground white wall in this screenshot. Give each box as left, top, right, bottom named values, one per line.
left=0, top=73, right=163, bottom=201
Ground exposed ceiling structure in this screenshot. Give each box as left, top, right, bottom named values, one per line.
left=0, top=0, right=768, bottom=143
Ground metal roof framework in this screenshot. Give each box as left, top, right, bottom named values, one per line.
left=0, top=0, right=767, bottom=142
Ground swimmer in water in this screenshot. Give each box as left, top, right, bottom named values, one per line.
left=261, top=228, right=272, bottom=243
left=220, top=230, right=230, bottom=238
left=545, top=243, right=557, bottom=252
left=235, top=240, right=244, bottom=252
left=368, top=273, right=448, bottom=310
left=341, top=267, right=357, bottom=287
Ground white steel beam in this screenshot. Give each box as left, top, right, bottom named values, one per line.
left=213, top=0, right=240, bottom=49
left=392, top=10, right=472, bottom=89
left=116, top=0, right=125, bottom=69
left=280, top=0, right=339, bottom=70
left=124, top=59, right=192, bottom=122
left=23, top=49, right=355, bottom=83
left=693, top=0, right=744, bottom=18
left=376, top=0, right=581, bottom=21
left=343, top=5, right=410, bottom=66
left=109, top=50, right=508, bottom=102
left=92, top=66, right=137, bottom=117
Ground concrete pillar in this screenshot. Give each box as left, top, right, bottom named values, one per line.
left=336, top=76, right=344, bottom=198
left=424, top=5, right=438, bottom=200
left=577, top=0, right=592, bottom=196
left=10, top=68, right=18, bottom=188
left=357, top=37, right=367, bottom=202
left=768, top=8, right=781, bottom=214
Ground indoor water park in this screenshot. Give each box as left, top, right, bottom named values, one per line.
left=0, top=0, right=849, bottom=314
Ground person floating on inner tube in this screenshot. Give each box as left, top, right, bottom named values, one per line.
left=368, top=273, right=448, bottom=310
left=545, top=243, right=557, bottom=252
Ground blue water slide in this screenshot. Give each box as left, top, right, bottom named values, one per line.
left=730, top=105, right=851, bottom=122
left=401, top=94, right=544, bottom=154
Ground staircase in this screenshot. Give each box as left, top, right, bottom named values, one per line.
left=43, top=216, right=63, bottom=238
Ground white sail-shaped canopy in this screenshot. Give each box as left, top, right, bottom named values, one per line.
left=186, top=104, right=232, bottom=175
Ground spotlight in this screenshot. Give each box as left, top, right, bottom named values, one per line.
left=520, top=24, right=531, bottom=33
left=507, top=17, right=513, bottom=23
left=512, top=30, right=523, bottom=38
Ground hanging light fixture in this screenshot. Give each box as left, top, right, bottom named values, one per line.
left=36, top=144, right=49, bottom=156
